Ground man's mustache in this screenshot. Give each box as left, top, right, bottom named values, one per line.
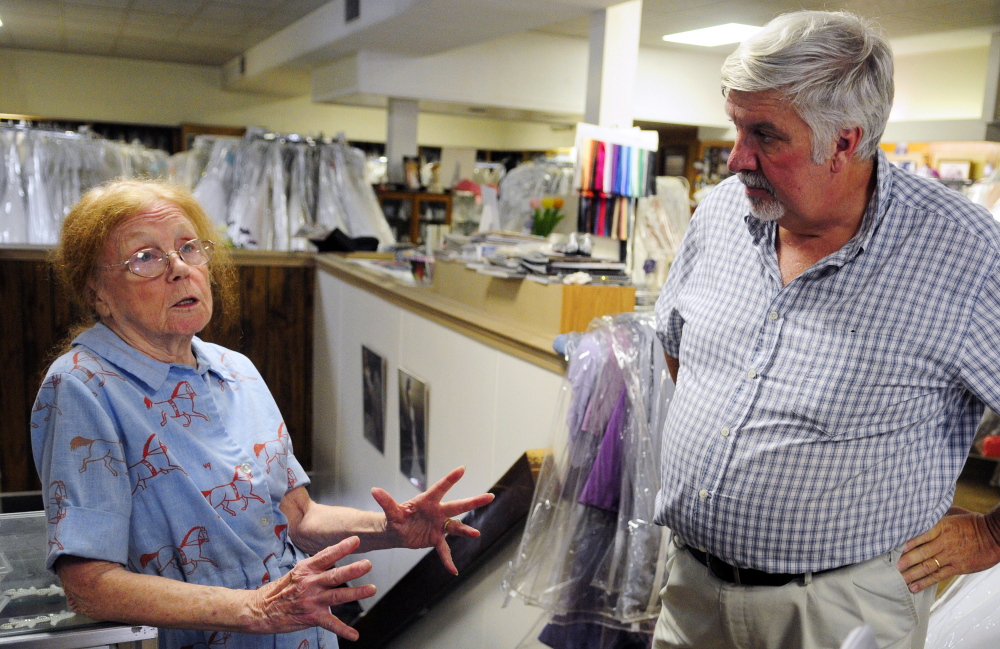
left=738, top=172, right=776, bottom=195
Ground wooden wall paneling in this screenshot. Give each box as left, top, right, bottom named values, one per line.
left=0, top=260, right=32, bottom=492
left=266, top=265, right=314, bottom=470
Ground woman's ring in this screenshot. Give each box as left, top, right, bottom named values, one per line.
left=932, top=557, right=941, bottom=570
left=443, top=518, right=457, bottom=534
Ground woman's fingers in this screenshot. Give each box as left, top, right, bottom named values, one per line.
left=443, top=519, right=481, bottom=539
left=424, top=466, right=466, bottom=501
left=327, top=583, right=377, bottom=607
left=317, top=612, right=361, bottom=642
left=322, top=557, right=373, bottom=588
left=302, top=536, right=362, bottom=572
left=435, top=537, right=458, bottom=575
left=441, top=493, right=495, bottom=518
left=370, top=487, right=400, bottom=517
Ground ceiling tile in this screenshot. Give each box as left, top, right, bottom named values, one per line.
left=63, top=36, right=117, bottom=55
left=0, top=0, right=62, bottom=17
left=123, top=11, right=192, bottom=30
left=9, top=33, right=65, bottom=50
left=63, top=5, right=126, bottom=28
left=64, top=0, right=132, bottom=8
left=131, top=0, right=209, bottom=16
left=197, top=2, right=271, bottom=26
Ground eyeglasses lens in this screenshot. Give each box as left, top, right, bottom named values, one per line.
left=128, top=240, right=215, bottom=278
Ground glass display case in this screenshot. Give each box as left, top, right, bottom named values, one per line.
left=0, top=511, right=155, bottom=648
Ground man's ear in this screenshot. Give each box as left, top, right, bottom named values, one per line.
left=830, top=126, right=863, bottom=172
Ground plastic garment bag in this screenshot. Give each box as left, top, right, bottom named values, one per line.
left=22, top=132, right=57, bottom=245
left=286, top=144, right=317, bottom=250
left=504, top=313, right=673, bottom=636
left=333, top=142, right=395, bottom=246
left=0, top=130, right=28, bottom=243
left=227, top=139, right=271, bottom=249
left=193, top=137, right=238, bottom=229
left=925, top=564, right=1000, bottom=648
left=315, top=144, right=351, bottom=238
left=269, top=141, right=291, bottom=251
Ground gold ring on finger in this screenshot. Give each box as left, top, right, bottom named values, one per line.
left=932, top=557, right=941, bottom=570
left=443, top=518, right=456, bottom=534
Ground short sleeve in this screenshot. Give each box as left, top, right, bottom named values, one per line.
left=31, top=371, right=132, bottom=571
left=654, top=212, right=700, bottom=357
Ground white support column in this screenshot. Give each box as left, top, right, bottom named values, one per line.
left=386, top=97, right=419, bottom=185
left=584, top=0, right=643, bottom=128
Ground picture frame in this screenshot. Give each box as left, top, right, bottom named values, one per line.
left=398, top=368, right=428, bottom=490
left=938, top=160, right=971, bottom=181
left=361, top=346, right=386, bottom=454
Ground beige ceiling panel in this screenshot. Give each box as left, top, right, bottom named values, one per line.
left=196, top=2, right=271, bottom=26
left=9, top=33, right=65, bottom=50
left=132, top=0, right=208, bottom=16
left=123, top=11, right=192, bottom=29
left=0, top=0, right=62, bottom=18
left=64, top=0, right=132, bottom=8
left=62, top=5, right=126, bottom=27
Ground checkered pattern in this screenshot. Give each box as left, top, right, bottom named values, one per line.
left=654, top=150, right=1000, bottom=573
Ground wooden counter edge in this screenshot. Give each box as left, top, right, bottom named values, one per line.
left=314, top=255, right=567, bottom=375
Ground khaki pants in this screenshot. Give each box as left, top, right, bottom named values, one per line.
left=653, top=543, right=935, bottom=649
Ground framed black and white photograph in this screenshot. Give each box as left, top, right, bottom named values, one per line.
left=398, top=368, right=428, bottom=490
left=362, top=346, right=386, bottom=454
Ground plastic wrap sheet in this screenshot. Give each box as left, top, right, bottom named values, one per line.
left=335, top=143, right=395, bottom=246
left=315, top=143, right=350, bottom=239
left=287, top=144, right=318, bottom=250
left=22, top=132, right=57, bottom=245
left=192, top=137, right=237, bottom=227
left=498, top=162, right=575, bottom=233
left=926, top=564, right=1000, bottom=648
left=504, top=312, right=672, bottom=629
left=268, top=141, right=290, bottom=251
left=0, top=130, right=28, bottom=243
left=227, top=139, right=271, bottom=248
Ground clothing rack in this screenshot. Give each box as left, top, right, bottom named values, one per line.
left=178, top=132, right=395, bottom=251
left=0, top=125, right=169, bottom=245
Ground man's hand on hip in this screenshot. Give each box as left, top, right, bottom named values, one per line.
left=897, top=506, right=1000, bottom=592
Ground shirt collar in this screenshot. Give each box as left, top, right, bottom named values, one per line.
left=72, top=322, right=228, bottom=391
left=744, top=148, right=893, bottom=266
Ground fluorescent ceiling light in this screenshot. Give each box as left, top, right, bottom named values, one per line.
left=662, top=23, right=760, bottom=47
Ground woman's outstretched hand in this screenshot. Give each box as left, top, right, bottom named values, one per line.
left=248, top=536, right=375, bottom=640
left=370, top=466, right=495, bottom=575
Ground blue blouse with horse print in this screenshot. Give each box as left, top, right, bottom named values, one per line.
left=31, top=323, right=336, bottom=649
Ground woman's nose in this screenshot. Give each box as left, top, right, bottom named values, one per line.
left=166, top=251, right=192, bottom=280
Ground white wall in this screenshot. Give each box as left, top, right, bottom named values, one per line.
left=311, top=268, right=564, bottom=648
left=891, top=47, right=990, bottom=122
left=0, top=47, right=572, bottom=150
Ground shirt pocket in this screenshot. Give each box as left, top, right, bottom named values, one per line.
left=792, top=329, right=941, bottom=439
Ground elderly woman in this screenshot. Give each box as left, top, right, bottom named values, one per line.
left=30, top=179, right=493, bottom=649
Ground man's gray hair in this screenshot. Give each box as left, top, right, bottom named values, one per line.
left=721, top=11, right=894, bottom=162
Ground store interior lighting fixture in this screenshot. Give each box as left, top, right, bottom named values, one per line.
left=662, top=23, right=760, bottom=47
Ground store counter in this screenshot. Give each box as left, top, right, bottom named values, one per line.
left=0, top=511, right=156, bottom=649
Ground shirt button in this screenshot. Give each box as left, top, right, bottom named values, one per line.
left=240, top=462, right=251, bottom=473
left=261, top=516, right=271, bottom=526
left=699, top=489, right=709, bottom=499
left=721, top=427, right=730, bottom=437
left=769, top=311, right=779, bottom=321
left=747, top=369, right=757, bottom=380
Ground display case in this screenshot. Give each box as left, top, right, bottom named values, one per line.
left=0, top=511, right=155, bottom=648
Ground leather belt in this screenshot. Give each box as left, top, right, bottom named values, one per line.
left=685, top=546, right=838, bottom=587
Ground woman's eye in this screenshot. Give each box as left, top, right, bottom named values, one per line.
left=134, top=250, right=158, bottom=263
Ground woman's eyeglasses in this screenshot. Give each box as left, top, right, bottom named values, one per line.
left=102, top=239, right=216, bottom=278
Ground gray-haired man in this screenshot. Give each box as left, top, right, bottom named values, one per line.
left=653, top=11, right=1000, bottom=649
